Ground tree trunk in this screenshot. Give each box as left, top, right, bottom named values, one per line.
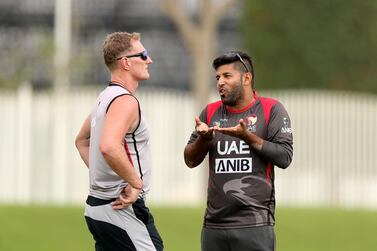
left=192, top=28, right=216, bottom=111
left=156, top=0, right=236, bottom=110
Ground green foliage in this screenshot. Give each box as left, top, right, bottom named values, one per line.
left=241, top=0, right=377, bottom=94
left=0, top=205, right=376, bottom=251
left=0, top=32, right=55, bottom=90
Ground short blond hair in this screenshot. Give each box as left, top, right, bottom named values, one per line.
left=102, top=32, right=140, bottom=70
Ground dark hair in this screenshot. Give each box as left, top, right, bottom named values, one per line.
left=212, top=51, right=254, bottom=84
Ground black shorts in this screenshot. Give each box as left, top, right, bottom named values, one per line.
left=85, top=196, right=163, bottom=251
left=201, top=225, right=275, bottom=251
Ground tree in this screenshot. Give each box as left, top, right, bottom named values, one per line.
left=242, top=0, right=377, bottom=94
left=156, top=0, right=237, bottom=109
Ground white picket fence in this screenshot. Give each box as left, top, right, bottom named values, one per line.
left=0, top=84, right=376, bottom=208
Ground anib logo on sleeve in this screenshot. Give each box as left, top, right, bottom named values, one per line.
left=281, top=117, right=292, bottom=133
left=215, top=158, right=252, bottom=173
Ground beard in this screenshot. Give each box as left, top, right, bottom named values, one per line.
left=220, top=81, right=243, bottom=107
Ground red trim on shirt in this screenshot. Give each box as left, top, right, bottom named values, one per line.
left=259, top=97, right=277, bottom=125
left=266, top=162, right=272, bottom=183
left=226, top=91, right=259, bottom=114
left=124, top=139, right=134, bottom=166
left=206, top=101, right=223, bottom=124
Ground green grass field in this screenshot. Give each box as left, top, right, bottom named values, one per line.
left=0, top=205, right=376, bottom=251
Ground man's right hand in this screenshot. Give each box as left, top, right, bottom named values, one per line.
left=111, top=185, right=142, bottom=210
left=195, top=117, right=214, bottom=140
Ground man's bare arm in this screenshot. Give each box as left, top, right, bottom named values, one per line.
left=100, top=95, right=143, bottom=189
left=75, top=114, right=91, bottom=168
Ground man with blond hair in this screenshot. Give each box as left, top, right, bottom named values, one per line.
left=75, top=31, right=163, bottom=251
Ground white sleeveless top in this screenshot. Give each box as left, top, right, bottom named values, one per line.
left=88, top=84, right=152, bottom=199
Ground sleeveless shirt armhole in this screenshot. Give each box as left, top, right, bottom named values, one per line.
left=106, top=94, right=127, bottom=113
left=105, top=93, right=141, bottom=134
left=133, top=97, right=141, bottom=134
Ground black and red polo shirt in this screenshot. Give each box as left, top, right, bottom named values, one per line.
left=188, top=92, right=293, bottom=229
